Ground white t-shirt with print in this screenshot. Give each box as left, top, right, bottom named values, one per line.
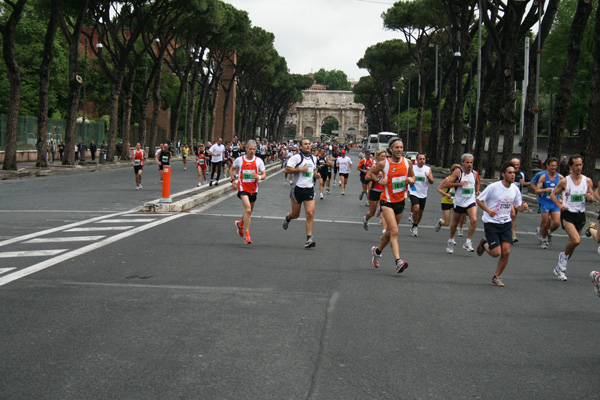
left=477, top=180, right=522, bottom=224
left=288, top=153, right=316, bottom=189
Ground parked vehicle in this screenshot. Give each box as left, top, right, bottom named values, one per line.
left=376, top=132, right=398, bottom=151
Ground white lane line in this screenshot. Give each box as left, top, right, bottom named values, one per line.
left=95, top=219, right=157, bottom=223
left=24, top=236, right=105, bottom=244
left=0, top=210, right=117, bottom=214
left=0, top=268, right=16, bottom=274
left=65, top=227, right=134, bottom=232
left=0, top=250, right=67, bottom=258
left=0, top=213, right=186, bottom=287
left=0, top=210, right=136, bottom=249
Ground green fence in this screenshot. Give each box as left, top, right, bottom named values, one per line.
left=0, top=114, right=107, bottom=150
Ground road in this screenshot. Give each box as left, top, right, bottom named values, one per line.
left=1, top=152, right=599, bottom=399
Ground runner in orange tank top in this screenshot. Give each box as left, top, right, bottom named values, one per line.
left=366, top=138, right=415, bottom=273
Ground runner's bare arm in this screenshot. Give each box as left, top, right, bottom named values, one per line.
left=534, top=174, right=549, bottom=195
left=551, top=178, right=567, bottom=210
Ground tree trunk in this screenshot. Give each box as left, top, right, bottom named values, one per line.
left=547, top=0, right=593, bottom=158
left=170, top=74, right=187, bottom=144
left=438, top=74, right=456, bottom=168
left=106, top=72, right=124, bottom=162
left=36, top=0, right=59, bottom=168
left=62, top=41, right=83, bottom=166
left=428, top=100, right=439, bottom=165
left=473, top=71, right=494, bottom=174
left=209, top=73, right=223, bottom=142
left=149, top=66, right=163, bottom=155
left=484, top=80, right=503, bottom=178
left=187, top=71, right=199, bottom=146
left=1, top=0, right=27, bottom=171
left=583, top=2, right=600, bottom=178
left=120, top=73, right=135, bottom=161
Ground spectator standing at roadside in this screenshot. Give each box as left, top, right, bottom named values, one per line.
left=116, top=141, right=123, bottom=160
left=89, top=141, right=97, bottom=162
left=58, top=140, right=65, bottom=161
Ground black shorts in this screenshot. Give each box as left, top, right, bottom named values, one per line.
left=368, top=189, right=382, bottom=202
left=410, top=195, right=427, bottom=210
left=380, top=200, right=405, bottom=215
left=484, top=221, right=513, bottom=250
left=441, top=202, right=453, bottom=211
left=291, top=186, right=315, bottom=204
left=238, top=191, right=257, bottom=203
left=360, top=172, right=368, bottom=184
left=319, top=168, right=330, bottom=180
left=158, top=164, right=163, bottom=171
left=333, top=164, right=338, bottom=173
left=134, top=165, right=143, bottom=174
left=561, top=210, right=586, bottom=232
left=339, top=173, right=349, bottom=179
left=454, top=202, right=476, bottom=214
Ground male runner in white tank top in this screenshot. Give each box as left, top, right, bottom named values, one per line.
left=550, top=154, right=594, bottom=281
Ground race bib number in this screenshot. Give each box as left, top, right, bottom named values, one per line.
left=302, top=170, right=313, bottom=179
left=392, top=176, right=407, bottom=193
left=498, top=202, right=512, bottom=215
left=415, top=176, right=426, bottom=183
left=242, top=169, right=255, bottom=183
left=161, top=155, right=169, bottom=163
left=134, top=159, right=141, bottom=166
left=571, top=194, right=585, bottom=203
left=462, top=187, right=474, bottom=195
left=449, top=188, right=455, bottom=196
left=198, top=158, right=204, bottom=165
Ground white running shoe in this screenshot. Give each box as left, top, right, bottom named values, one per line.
left=411, top=226, right=418, bottom=237
left=540, top=239, right=549, bottom=249
left=320, top=192, right=324, bottom=199
left=463, top=241, right=474, bottom=252
left=371, top=246, right=381, bottom=268
left=590, top=271, right=600, bottom=296
left=536, top=226, right=542, bottom=243
left=375, top=208, right=381, bottom=218
left=554, top=265, right=568, bottom=281
left=451, top=239, right=457, bottom=246
left=558, top=252, right=568, bottom=271
left=446, top=239, right=454, bottom=254
left=435, top=218, right=443, bottom=232
left=408, top=213, right=413, bottom=224
left=395, top=259, right=408, bottom=273
left=458, top=227, right=464, bottom=237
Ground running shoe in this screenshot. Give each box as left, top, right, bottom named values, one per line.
left=283, top=215, right=290, bottom=230
left=446, top=239, right=454, bottom=254
left=365, top=201, right=369, bottom=207
left=590, top=271, right=600, bottom=296
left=136, top=185, right=139, bottom=190
left=305, top=237, right=316, bottom=248
left=458, top=227, right=463, bottom=237
left=548, top=232, right=553, bottom=244
left=411, top=226, right=418, bottom=237
left=395, top=259, right=408, bottom=273
left=536, top=226, right=542, bottom=240
left=554, top=265, right=568, bottom=281
left=139, top=184, right=142, bottom=189
left=235, top=220, right=244, bottom=237
left=244, top=235, right=252, bottom=245
left=371, top=246, right=381, bottom=268
left=557, top=252, right=568, bottom=271
left=197, top=183, right=201, bottom=187
left=341, top=190, right=345, bottom=195
left=491, top=276, right=505, bottom=287
left=326, top=188, right=330, bottom=194
left=320, top=192, right=324, bottom=199
left=408, top=213, right=413, bottom=224
left=585, top=223, right=596, bottom=238
left=209, top=181, right=213, bottom=186
left=363, top=216, right=369, bottom=231
left=359, top=192, right=364, bottom=201
left=375, top=208, right=381, bottom=218
left=540, top=239, right=549, bottom=249
left=451, top=239, right=457, bottom=246
left=435, top=218, right=443, bottom=232
left=463, top=241, right=474, bottom=252
left=512, top=233, right=518, bottom=243
left=476, top=238, right=487, bottom=256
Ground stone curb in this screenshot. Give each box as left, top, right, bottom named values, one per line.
left=142, top=162, right=283, bottom=213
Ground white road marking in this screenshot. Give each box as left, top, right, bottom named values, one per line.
left=95, top=219, right=157, bottom=223
left=0, top=213, right=186, bottom=287
left=24, top=236, right=105, bottom=244
left=0, top=210, right=117, bottom=214
left=0, top=210, right=135, bottom=249
left=65, top=227, right=134, bottom=232
left=0, top=268, right=16, bottom=274
left=0, top=250, right=67, bottom=258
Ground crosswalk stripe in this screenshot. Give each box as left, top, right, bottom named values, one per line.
left=65, top=227, right=134, bottom=232
left=0, top=268, right=17, bottom=274
left=95, top=219, right=157, bottom=223
left=24, top=236, right=105, bottom=244
left=0, top=250, right=67, bottom=258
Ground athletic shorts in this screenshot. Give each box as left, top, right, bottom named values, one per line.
left=441, top=202, right=453, bottom=211
left=158, top=164, right=163, bottom=171
left=454, top=202, right=476, bottom=214
left=368, top=189, right=382, bottom=202
left=238, top=191, right=257, bottom=203
left=339, top=173, right=349, bottom=179
left=561, top=210, right=586, bottom=232
left=380, top=199, right=405, bottom=215
left=197, top=163, right=207, bottom=170
left=540, top=201, right=560, bottom=214
left=291, top=186, right=315, bottom=204
left=319, top=168, right=330, bottom=180
left=182, top=156, right=187, bottom=160
left=333, top=164, right=338, bottom=173
left=484, top=221, right=513, bottom=250
left=410, top=195, right=427, bottom=210
left=134, top=165, right=143, bottom=174
left=360, top=172, right=368, bottom=184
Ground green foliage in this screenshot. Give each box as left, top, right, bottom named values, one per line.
left=313, top=68, right=352, bottom=91
left=321, top=117, right=339, bottom=135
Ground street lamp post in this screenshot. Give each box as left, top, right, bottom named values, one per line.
left=533, top=0, right=542, bottom=157
left=79, top=38, right=88, bottom=165
left=406, top=76, right=410, bottom=150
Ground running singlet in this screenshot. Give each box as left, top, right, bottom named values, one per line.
left=196, top=151, right=206, bottom=166
left=372, top=170, right=384, bottom=192
left=233, top=155, right=265, bottom=193
left=317, top=156, right=329, bottom=172
left=133, top=150, right=144, bottom=166
left=441, top=175, right=455, bottom=205
left=159, top=150, right=170, bottom=165
left=540, top=171, right=560, bottom=204
left=409, top=164, right=431, bottom=199
left=564, top=175, right=588, bottom=213
left=231, top=142, right=241, bottom=158
left=381, top=157, right=409, bottom=203
left=453, top=169, right=477, bottom=207
left=288, top=153, right=316, bottom=189
left=358, top=158, right=373, bottom=174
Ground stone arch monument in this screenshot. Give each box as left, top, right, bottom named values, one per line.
left=295, top=90, right=365, bottom=142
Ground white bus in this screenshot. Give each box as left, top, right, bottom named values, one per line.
left=366, top=134, right=379, bottom=153
left=376, top=132, right=398, bottom=151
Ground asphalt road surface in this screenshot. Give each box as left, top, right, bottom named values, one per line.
left=1, top=152, right=600, bottom=399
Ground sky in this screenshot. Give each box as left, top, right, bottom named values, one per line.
left=224, top=0, right=401, bottom=81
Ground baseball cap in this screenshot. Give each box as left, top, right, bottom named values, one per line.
left=341, top=150, right=346, bottom=154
